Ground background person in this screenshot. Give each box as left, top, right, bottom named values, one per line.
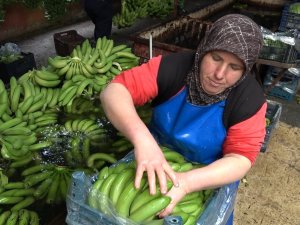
left=84, top=0, right=113, bottom=39
left=100, top=14, right=267, bottom=224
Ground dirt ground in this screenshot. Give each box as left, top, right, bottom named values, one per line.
left=234, top=122, right=300, bottom=225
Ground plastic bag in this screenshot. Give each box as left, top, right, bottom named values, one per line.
left=260, top=27, right=297, bottom=46
left=66, top=151, right=239, bottom=225
left=0, top=42, right=22, bottom=64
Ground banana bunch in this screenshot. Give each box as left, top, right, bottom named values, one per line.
left=62, top=119, right=107, bottom=166
left=49, top=47, right=97, bottom=80
left=33, top=69, right=62, bottom=88
left=64, top=118, right=106, bottom=139
left=111, top=135, right=133, bottom=153
left=0, top=118, right=36, bottom=160
left=21, top=164, right=71, bottom=204
left=112, top=8, right=139, bottom=28
left=94, top=37, right=139, bottom=76
left=0, top=209, right=39, bottom=225
left=30, top=109, right=59, bottom=129
left=66, top=41, right=98, bottom=80
left=58, top=76, right=95, bottom=109
left=88, top=149, right=211, bottom=224
left=147, top=0, right=174, bottom=19
left=87, top=162, right=171, bottom=222
left=0, top=117, right=52, bottom=160
left=124, top=0, right=148, bottom=18
left=64, top=97, right=100, bottom=115
left=17, top=68, right=62, bottom=88
left=0, top=181, right=35, bottom=211
left=92, top=75, right=110, bottom=93
left=18, top=80, right=60, bottom=114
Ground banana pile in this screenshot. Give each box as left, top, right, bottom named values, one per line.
left=0, top=209, right=39, bottom=225
left=113, top=0, right=174, bottom=28
left=88, top=148, right=212, bottom=224
left=0, top=36, right=143, bottom=222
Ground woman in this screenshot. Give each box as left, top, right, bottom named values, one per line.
left=100, top=14, right=267, bottom=224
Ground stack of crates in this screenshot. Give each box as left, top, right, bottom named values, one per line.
left=259, top=39, right=298, bottom=63
left=278, top=2, right=300, bottom=32
left=260, top=100, right=282, bottom=153
left=263, top=66, right=299, bottom=101
left=278, top=1, right=300, bottom=59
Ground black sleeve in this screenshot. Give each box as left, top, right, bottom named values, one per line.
left=151, top=51, right=195, bottom=107
left=223, top=74, right=266, bottom=129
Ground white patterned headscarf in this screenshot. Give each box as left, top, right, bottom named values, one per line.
left=186, top=14, right=263, bottom=105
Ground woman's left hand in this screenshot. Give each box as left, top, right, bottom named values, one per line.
left=158, top=173, right=189, bottom=217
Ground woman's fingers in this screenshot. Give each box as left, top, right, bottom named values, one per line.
left=147, top=165, right=157, bottom=194
left=134, top=164, right=146, bottom=189
left=163, top=163, right=179, bottom=188
left=155, top=166, right=168, bottom=194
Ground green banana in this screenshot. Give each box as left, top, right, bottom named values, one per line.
left=5, top=211, right=18, bottom=225
left=129, top=196, right=171, bottom=222
left=10, top=84, right=21, bottom=113
left=115, top=177, right=146, bottom=217
left=29, top=211, right=39, bottom=225
left=0, top=210, right=11, bottom=225
left=34, top=74, right=61, bottom=88
left=35, top=70, right=60, bottom=81
left=109, top=168, right=135, bottom=206
left=0, top=117, right=23, bottom=133
left=48, top=56, right=71, bottom=69
left=33, top=176, right=53, bottom=199
left=46, top=173, right=60, bottom=204
left=11, top=196, right=35, bottom=211
left=18, top=209, right=30, bottom=225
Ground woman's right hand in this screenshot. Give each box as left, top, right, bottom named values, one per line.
left=134, top=142, right=179, bottom=195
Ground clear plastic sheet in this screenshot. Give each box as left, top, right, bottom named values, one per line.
left=66, top=152, right=238, bottom=225
left=0, top=42, right=23, bottom=64
left=261, top=27, right=297, bottom=46
left=0, top=43, right=21, bottom=56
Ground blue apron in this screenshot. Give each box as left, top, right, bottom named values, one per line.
left=150, top=87, right=234, bottom=225
left=150, top=88, right=226, bottom=164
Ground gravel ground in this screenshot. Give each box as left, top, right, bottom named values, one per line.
left=235, top=122, right=300, bottom=225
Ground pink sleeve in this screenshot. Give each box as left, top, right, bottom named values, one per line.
left=223, top=102, right=267, bottom=165
left=111, top=55, right=162, bottom=106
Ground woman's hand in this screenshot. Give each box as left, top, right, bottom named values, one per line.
left=134, top=143, right=179, bottom=195
left=158, top=172, right=189, bottom=218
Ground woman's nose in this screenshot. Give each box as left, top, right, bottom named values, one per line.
left=215, top=64, right=226, bottom=79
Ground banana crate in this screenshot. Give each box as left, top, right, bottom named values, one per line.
left=66, top=152, right=239, bottom=225
left=261, top=99, right=282, bottom=152
left=53, top=30, right=85, bottom=57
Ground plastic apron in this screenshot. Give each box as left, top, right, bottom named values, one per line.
left=150, top=87, right=234, bottom=225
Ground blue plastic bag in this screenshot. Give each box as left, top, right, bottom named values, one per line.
left=66, top=152, right=238, bottom=225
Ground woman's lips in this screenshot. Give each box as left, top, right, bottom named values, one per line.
left=208, top=79, right=222, bottom=87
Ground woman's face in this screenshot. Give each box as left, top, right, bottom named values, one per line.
left=199, top=50, right=245, bottom=95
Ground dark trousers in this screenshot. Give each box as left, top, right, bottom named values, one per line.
left=84, top=0, right=113, bottom=40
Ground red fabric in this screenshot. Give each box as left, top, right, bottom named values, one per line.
left=112, top=55, right=266, bottom=165
left=111, top=55, right=161, bottom=106
left=223, top=103, right=267, bottom=165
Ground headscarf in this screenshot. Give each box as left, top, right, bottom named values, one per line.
left=186, top=14, right=263, bottom=105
